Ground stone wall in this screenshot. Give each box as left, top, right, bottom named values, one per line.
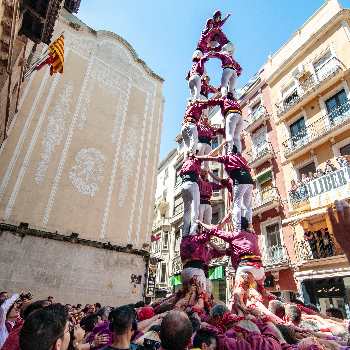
left=0, top=226, right=149, bottom=306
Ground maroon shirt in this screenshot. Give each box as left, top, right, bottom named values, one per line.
left=180, top=158, right=202, bottom=178
left=186, top=56, right=209, bottom=79
left=211, top=52, right=242, bottom=76
left=217, top=154, right=250, bottom=175
left=209, top=227, right=261, bottom=268
left=220, top=178, right=233, bottom=193
left=200, top=82, right=216, bottom=98
left=197, top=124, right=217, bottom=139
left=180, top=232, right=211, bottom=263
left=207, top=318, right=282, bottom=350
left=197, top=178, right=223, bottom=197
left=196, top=29, right=223, bottom=53
left=207, top=97, right=242, bottom=117
left=183, top=103, right=210, bottom=123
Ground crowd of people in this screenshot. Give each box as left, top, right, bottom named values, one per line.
left=290, top=156, right=350, bottom=194
left=3, top=9, right=350, bottom=350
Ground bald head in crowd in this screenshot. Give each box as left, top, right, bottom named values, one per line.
left=160, top=310, right=193, bottom=350
left=268, top=300, right=285, bottom=320
left=285, top=305, right=302, bottom=326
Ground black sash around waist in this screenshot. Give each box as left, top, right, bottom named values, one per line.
left=200, top=90, right=208, bottom=98
left=184, top=259, right=204, bottom=270
left=182, top=171, right=198, bottom=183
left=200, top=194, right=211, bottom=205
left=198, top=136, right=211, bottom=145
left=229, top=168, right=254, bottom=185
left=203, top=264, right=209, bottom=278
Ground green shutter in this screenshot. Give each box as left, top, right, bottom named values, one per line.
left=209, top=266, right=225, bottom=280
left=258, top=170, right=272, bottom=185
left=170, top=274, right=183, bottom=285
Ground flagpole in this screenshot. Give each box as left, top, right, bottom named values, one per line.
left=22, top=30, right=65, bottom=81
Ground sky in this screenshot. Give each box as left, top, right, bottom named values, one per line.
left=76, top=0, right=350, bottom=162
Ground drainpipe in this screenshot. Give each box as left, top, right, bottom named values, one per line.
left=14, top=41, right=27, bottom=113
left=4, top=0, right=20, bottom=140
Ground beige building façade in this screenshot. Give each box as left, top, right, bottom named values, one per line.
left=0, top=8, right=164, bottom=305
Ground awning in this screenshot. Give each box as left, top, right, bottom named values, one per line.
left=282, top=207, right=328, bottom=225
left=170, top=274, right=182, bottom=285
left=209, top=266, right=225, bottom=280
left=253, top=166, right=273, bottom=180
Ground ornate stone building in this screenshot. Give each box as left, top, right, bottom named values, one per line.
left=0, top=7, right=164, bottom=304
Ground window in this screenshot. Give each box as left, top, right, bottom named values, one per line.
left=175, top=166, right=182, bottom=185
left=212, top=137, right=218, bottom=150
left=314, top=51, right=337, bottom=81
left=251, top=102, right=262, bottom=121
left=213, top=169, right=219, bottom=184
left=290, top=117, right=307, bottom=148
left=174, top=231, right=181, bottom=253
left=254, top=133, right=268, bottom=156
left=164, top=168, right=169, bottom=180
left=340, top=144, right=350, bottom=156
left=163, top=233, right=168, bottom=249
left=266, top=223, right=281, bottom=247
left=282, top=82, right=298, bottom=107
left=326, top=90, right=348, bottom=125
left=161, top=263, right=166, bottom=283
left=163, top=190, right=167, bottom=202
left=174, top=194, right=184, bottom=215
left=299, top=162, right=316, bottom=178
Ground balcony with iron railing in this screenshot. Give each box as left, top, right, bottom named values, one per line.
left=277, top=57, right=345, bottom=119
left=152, top=217, right=171, bottom=232
left=262, top=244, right=289, bottom=268
left=155, top=196, right=169, bottom=211
left=252, top=186, right=280, bottom=216
left=247, top=141, right=274, bottom=169
left=282, top=100, right=350, bottom=159
left=294, top=237, right=345, bottom=265
left=172, top=255, right=183, bottom=275
left=289, top=166, right=350, bottom=209
left=245, top=105, right=268, bottom=133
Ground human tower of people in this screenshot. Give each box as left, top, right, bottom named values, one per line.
left=2, top=10, right=350, bottom=350
left=179, top=9, right=263, bottom=308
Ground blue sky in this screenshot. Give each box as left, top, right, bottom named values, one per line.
left=77, top=0, right=350, bottom=162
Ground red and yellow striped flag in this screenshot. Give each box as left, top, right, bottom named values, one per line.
left=48, top=33, right=64, bottom=75
left=36, top=33, right=65, bottom=75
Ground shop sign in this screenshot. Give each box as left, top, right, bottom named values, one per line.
left=307, top=168, right=350, bottom=209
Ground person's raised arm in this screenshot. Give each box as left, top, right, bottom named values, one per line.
left=208, top=170, right=221, bottom=182
left=194, top=155, right=218, bottom=162
left=207, top=241, right=227, bottom=255
left=208, top=140, right=228, bottom=157
left=221, top=12, right=231, bottom=26
left=328, top=200, right=350, bottom=263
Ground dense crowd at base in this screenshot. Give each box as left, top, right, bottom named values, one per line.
left=2, top=283, right=350, bottom=350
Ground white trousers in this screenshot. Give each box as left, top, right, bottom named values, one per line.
left=199, top=94, right=209, bottom=118
left=197, top=142, right=212, bottom=169
left=181, top=122, right=198, bottom=160
left=181, top=181, right=200, bottom=236
left=226, top=112, right=244, bottom=153
left=188, top=74, right=201, bottom=101
left=236, top=265, right=265, bottom=281
left=199, top=203, right=212, bottom=225
left=181, top=268, right=206, bottom=290
left=232, top=184, right=253, bottom=230
left=222, top=41, right=235, bottom=56
left=221, top=68, right=238, bottom=97
left=206, top=278, right=212, bottom=295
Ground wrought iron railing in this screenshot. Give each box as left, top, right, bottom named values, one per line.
left=172, top=255, right=183, bottom=275
left=289, top=184, right=310, bottom=206
left=252, top=186, right=279, bottom=209
left=277, top=57, right=343, bottom=115
left=294, top=237, right=344, bottom=263
left=263, top=244, right=289, bottom=266
left=289, top=166, right=350, bottom=207
left=282, top=100, right=350, bottom=156
left=246, top=105, right=266, bottom=126
left=152, top=217, right=171, bottom=231
left=246, top=141, right=272, bottom=164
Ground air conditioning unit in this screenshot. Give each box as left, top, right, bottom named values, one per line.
left=292, top=64, right=306, bottom=79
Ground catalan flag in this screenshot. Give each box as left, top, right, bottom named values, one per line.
left=48, top=33, right=64, bottom=75
left=24, top=32, right=65, bottom=80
